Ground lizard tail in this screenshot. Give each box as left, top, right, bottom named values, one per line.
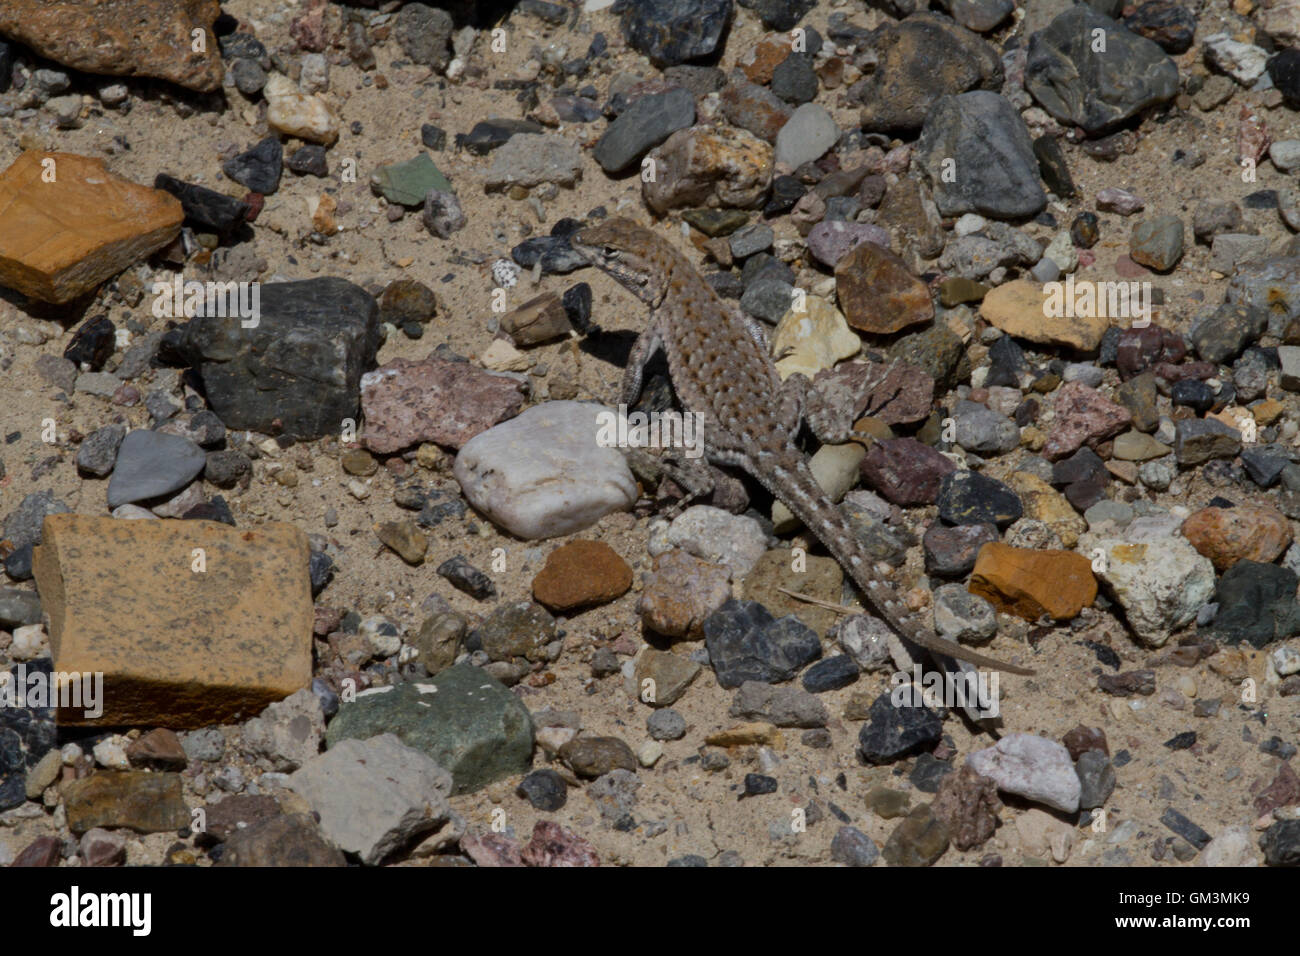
left=754, top=448, right=1036, bottom=677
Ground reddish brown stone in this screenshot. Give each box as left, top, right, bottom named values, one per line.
left=1254, top=762, right=1300, bottom=817
left=62, top=772, right=189, bottom=834
left=532, top=540, right=632, bottom=612
left=10, top=836, right=61, bottom=867
left=1116, top=324, right=1186, bottom=380
left=0, top=0, right=223, bottom=92
left=835, top=241, right=934, bottom=335
left=638, top=549, right=732, bottom=638
left=1062, top=724, right=1109, bottom=760
left=360, top=354, right=525, bottom=453
left=860, top=437, right=955, bottom=506
left=126, top=728, right=188, bottom=770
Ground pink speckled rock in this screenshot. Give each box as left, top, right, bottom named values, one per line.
left=1042, top=382, right=1132, bottom=461
left=520, top=820, right=600, bottom=867
left=360, top=354, right=525, bottom=453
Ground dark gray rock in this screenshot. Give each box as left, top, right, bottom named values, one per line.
left=1025, top=5, right=1179, bottom=134
left=181, top=278, right=381, bottom=441
left=858, top=691, right=943, bottom=764
left=621, top=0, right=734, bottom=67
left=222, top=137, right=282, bottom=194
left=75, top=424, right=126, bottom=478
left=937, top=470, right=1024, bottom=528
left=105, top=430, right=207, bottom=509
left=916, top=90, right=1046, bottom=220
left=1213, top=560, right=1300, bottom=649
left=703, top=599, right=822, bottom=689
left=594, top=87, right=696, bottom=173
left=393, top=2, right=454, bottom=71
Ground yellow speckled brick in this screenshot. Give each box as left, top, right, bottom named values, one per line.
left=33, top=515, right=312, bottom=728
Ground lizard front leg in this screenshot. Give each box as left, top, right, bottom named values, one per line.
left=620, top=319, right=667, bottom=407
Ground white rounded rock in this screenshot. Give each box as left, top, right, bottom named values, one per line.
left=454, top=401, right=637, bottom=540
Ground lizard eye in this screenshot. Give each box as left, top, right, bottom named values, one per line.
left=603, top=247, right=621, bottom=260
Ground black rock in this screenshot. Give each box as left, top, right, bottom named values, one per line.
left=909, top=752, right=954, bottom=793
left=393, top=2, right=454, bottom=71
left=76, top=424, right=126, bottom=478
left=742, top=773, right=779, bottom=797
left=0, top=39, right=14, bottom=94
left=620, top=0, right=733, bottom=67
left=1076, top=749, right=1115, bottom=809
left=1124, top=1, right=1196, bottom=54
left=1159, top=807, right=1211, bottom=850
left=771, top=53, right=818, bottom=104
left=858, top=691, right=943, bottom=764
left=764, top=175, right=806, bottom=216
left=436, top=556, right=497, bottom=600
left=512, top=235, right=586, bottom=274
left=286, top=145, right=329, bottom=177
left=740, top=0, right=815, bottom=31
left=1032, top=135, right=1076, bottom=198
left=517, top=768, right=568, bottom=811
left=802, top=655, right=860, bottom=693
left=3, top=544, right=33, bottom=582
left=562, top=283, right=594, bottom=334
left=1243, top=190, right=1279, bottom=210
left=667, top=854, right=709, bottom=866
left=518, top=0, right=568, bottom=25
left=3, top=491, right=70, bottom=552
left=459, top=118, right=545, bottom=155
left=63, top=315, right=116, bottom=370
left=1212, top=560, right=1300, bottom=648
left=1170, top=378, right=1214, bottom=414
left=1261, top=819, right=1300, bottom=866
left=154, top=174, right=250, bottom=237
left=1025, top=5, right=1179, bottom=134
left=1163, top=731, right=1196, bottom=750
left=180, top=277, right=381, bottom=441
left=1268, top=50, right=1300, bottom=107
left=420, top=124, right=447, bottom=151
left=702, top=598, right=822, bottom=689
left=0, top=660, right=57, bottom=811
left=308, top=551, right=334, bottom=597
left=938, top=470, right=1023, bottom=528
left=222, top=137, right=282, bottom=195
left=985, top=334, right=1025, bottom=387
left=218, top=32, right=267, bottom=61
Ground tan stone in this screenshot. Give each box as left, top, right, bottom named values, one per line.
left=772, top=295, right=862, bottom=381
left=501, top=292, right=573, bottom=347
left=643, top=125, right=773, bottom=214
left=0, top=152, right=182, bottom=304
left=706, top=722, right=782, bottom=747
left=969, top=542, right=1097, bottom=621
left=980, top=279, right=1110, bottom=351
left=638, top=549, right=732, bottom=639
left=33, top=515, right=313, bottom=728
left=1006, top=472, right=1087, bottom=547
left=62, top=772, right=189, bottom=834
left=0, top=0, right=223, bottom=92
left=743, top=548, right=845, bottom=636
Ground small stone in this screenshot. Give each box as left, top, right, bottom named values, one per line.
left=517, top=769, right=568, bottom=812
left=559, top=736, right=637, bottom=779
left=882, top=804, right=950, bottom=867
left=703, top=599, right=822, bottom=689
left=967, top=733, right=1080, bottom=813
left=63, top=772, right=189, bottom=834
left=830, top=825, right=880, bottom=866
left=969, top=543, right=1096, bottom=620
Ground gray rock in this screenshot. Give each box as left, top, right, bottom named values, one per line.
left=647, top=708, right=687, bottom=740
left=1174, top=418, right=1242, bottom=465
left=485, top=134, right=583, bottom=189
left=1129, top=214, right=1184, bottom=272
left=0, top=589, right=41, bottom=628
left=740, top=277, right=795, bottom=323
left=967, top=732, right=1081, bottom=812
left=729, top=680, right=829, bottom=727
left=422, top=189, right=466, bottom=239
left=105, top=430, right=207, bottom=509
left=1076, top=749, right=1116, bottom=809
left=289, top=733, right=453, bottom=865
left=621, top=0, right=733, bottom=67
left=181, top=277, right=381, bottom=441
left=933, top=584, right=998, bottom=643
left=1025, top=5, right=1179, bottom=134
left=916, top=90, right=1047, bottom=219
left=953, top=399, right=1019, bottom=454
left=75, top=424, right=126, bottom=478
left=703, top=599, right=822, bottom=688
left=831, top=825, right=881, bottom=866
left=1209, top=234, right=1270, bottom=275
left=594, top=87, right=696, bottom=173
left=241, top=689, right=325, bottom=772
left=1225, top=257, right=1300, bottom=337
left=1190, top=303, right=1266, bottom=364
left=393, top=2, right=454, bottom=71
left=775, top=103, right=839, bottom=169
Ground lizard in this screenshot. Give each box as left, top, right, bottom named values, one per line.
left=570, top=217, right=1034, bottom=677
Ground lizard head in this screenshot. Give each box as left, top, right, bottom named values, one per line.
left=570, top=217, right=672, bottom=307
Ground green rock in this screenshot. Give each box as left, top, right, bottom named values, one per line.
left=882, top=804, right=950, bottom=866
left=325, top=664, right=533, bottom=794
left=888, top=324, right=969, bottom=394
left=370, top=154, right=453, bottom=207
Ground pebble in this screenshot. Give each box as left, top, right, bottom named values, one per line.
left=517, top=769, right=568, bottom=812
left=647, top=708, right=687, bottom=741
left=882, top=805, right=950, bottom=867
left=835, top=240, right=933, bottom=335
left=105, top=429, right=205, bottom=509
left=595, top=87, right=695, bottom=173
left=638, top=549, right=732, bottom=639
left=775, top=103, right=838, bottom=169
left=223, top=136, right=282, bottom=195
left=916, top=91, right=1046, bottom=220
left=652, top=505, right=767, bottom=579
left=532, top=540, right=631, bottom=611
left=1213, top=560, right=1300, bottom=648
left=702, top=599, right=823, bottom=689
left=967, top=733, right=1081, bottom=813
left=858, top=692, right=942, bottom=764
left=933, top=584, right=998, bottom=642
left=801, top=655, right=860, bottom=694
left=969, top=542, right=1096, bottom=620
left=559, top=736, right=637, bottom=778
left=830, top=826, right=880, bottom=866
left=632, top=648, right=701, bottom=706
left=1025, top=5, right=1178, bottom=133
left=437, top=556, right=496, bottom=600
left=621, top=0, right=733, bottom=66
left=937, top=469, right=1023, bottom=528
left=264, top=74, right=338, bottom=144
left=1181, top=504, right=1292, bottom=571
left=1083, top=532, right=1216, bottom=646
